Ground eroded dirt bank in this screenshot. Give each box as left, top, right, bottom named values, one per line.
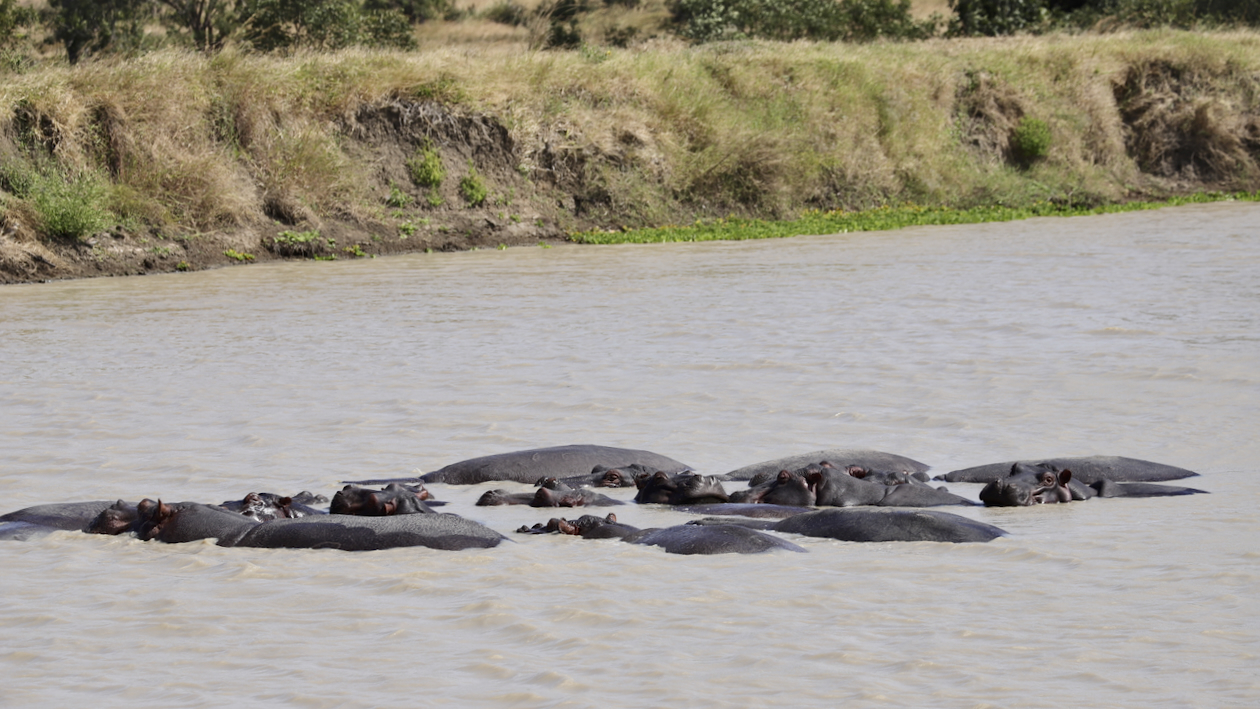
left=2, top=34, right=1260, bottom=284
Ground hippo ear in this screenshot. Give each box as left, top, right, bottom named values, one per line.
left=777, top=470, right=792, bottom=481
left=847, top=466, right=867, bottom=479
left=606, top=513, right=617, bottom=523
left=1059, top=469, right=1072, bottom=485
left=819, top=460, right=835, bottom=469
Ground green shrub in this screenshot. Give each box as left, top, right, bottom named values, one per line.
left=407, top=140, right=445, bottom=188
left=31, top=172, right=112, bottom=240
left=385, top=182, right=414, bottom=208
left=670, top=0, right=934, bottom=42
left=364, top=0, right=451, bottom=22
left=484, top=0, right=528, bottom=25
left=1010, top=117, right=1052, bottom=165
left=239, top=0, right=416, bottom=51
left=948, top=0, right=1046, bottom=36
left=459, top=166, right=488, bottom=207
left=270, top=228, right=334, bottom=258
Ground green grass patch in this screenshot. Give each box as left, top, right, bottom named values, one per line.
left=569, top=192, right=1260, bottom=244
left=459, top=165, right=488, bottom=207
left=407, top=139, right=445, bottom=189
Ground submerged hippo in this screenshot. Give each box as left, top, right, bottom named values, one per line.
left=517, top=513, right=640, bottom=539
left=726, top=449, right=931, bottom=482
left=978, top=462, right=1207, bottom=507
left=768, top=508, right=1006, bottom=543
left=941, top=456, right=1199, bottom=484
left=516, top=513, right=805, bottom=554
left=409, top=445, right=691, bottom=485
left=233, top=513, right=506, bottom=551
left=87, top=498, right=261, bottom=546
left=476, top=484, right=623, bottom=508
left=634, top=471, right=730, bottom=505
left=732, top=465, right=973, bottom=508
left=542, top=464, right=659, bottom=489
left=330, top=484, right=433, bottom=516
left=221, top=491, right=329, bottom=522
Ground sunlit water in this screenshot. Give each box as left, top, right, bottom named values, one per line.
left=1, top=202, right=1257, bottom=708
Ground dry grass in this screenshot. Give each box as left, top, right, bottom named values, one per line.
left=2, top=29, right=1259, bottom=244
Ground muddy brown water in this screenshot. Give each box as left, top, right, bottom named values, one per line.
left=1, top=202, right=1258, bottom=707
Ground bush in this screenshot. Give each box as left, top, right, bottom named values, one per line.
left=484, top=1, right=528, bottom=26
left=364, top=0, right=451, bottom=22
left=407, top=140, right=445, bottom=188
left=239, top=0, right=416, bottom=51
left=31, top=172, right=112, bottom=241
left=948, top=0, right=1046, bottom=37
left=459, top=166, right=488, bottom=207
left=1010, top=117, right=1051, bottom=165
left=670, top=0, right=934, bottom=43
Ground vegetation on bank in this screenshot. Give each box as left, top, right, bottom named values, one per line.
left=2, top=0, right=1260, bottom=65
left=570, top=191, right=1260, bottom=243
left=1, top=24, right=1260, bottom=281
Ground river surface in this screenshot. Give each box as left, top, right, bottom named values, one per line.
left=1, top=202, right=1258, bottom=707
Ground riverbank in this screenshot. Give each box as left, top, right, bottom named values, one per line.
left=2, top=30, right=1259, bottom=283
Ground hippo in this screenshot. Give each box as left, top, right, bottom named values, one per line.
left=731, top=469, right=817, bottom=506
left=634, top=471, right=730, bottom=505
left=516, top=514, right=806, bottom=554
left=390, top=445, right=691, bottom=485
left=517, top=513, right=640, bottom=539
left=87, top=498, right=260, bottom=545
left=770, top=508, right=1006, bottom=543
left=732, top=465, right=973, bottom=508
left=0, top=500, right=120, bottom=532
left=726, top=449, right=930, bottom=482
left=808, top=467, right=975, bottom=507
left=627, top=524, right=807, bottom=555
left=978, top=462, right=1207, bottom=507
left=940, top=456, right=1199, bottom=484
left=330, top=484, right=433, bottom=516
left=476, top=485, right=623, bottom=507
left=674, top=503, right=813, bottom=519
left=541, top=464, right=659, bottom=489
left=220, top=491, right=329, bottom=522
left=233, top=513, right=505, bottom=551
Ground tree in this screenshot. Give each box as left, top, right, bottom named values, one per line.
left=48, top=0, right=148, bottom=64
left=238, top=0, right=415, bottom=51
left=157, top=0, right=239, bottom=51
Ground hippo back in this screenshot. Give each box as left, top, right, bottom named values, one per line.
left=421, top=445, right=691, bottom=485
left=234, top=513, right=505, bottom=551
left=942, top=456, right=1198, bottom=484
left=726, top=450, right=930, bottom=482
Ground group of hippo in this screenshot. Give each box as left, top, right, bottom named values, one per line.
left=0, top=444, right=1207, bottom=555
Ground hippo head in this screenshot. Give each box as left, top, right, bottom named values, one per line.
left=599, top=468, right=637, bottom=488
left=135, top=498, right=177, bottom=541
left=332, top=484, right=431, bottom=515
left=759, top=470, right=817, bottom=507
left=980, top=466, right=1074, bottom=507
left=635, top=471, right=728, bottom=505
left=88, top=500, right=139, bottom=535
left=477, top=489, right=518, bottom=506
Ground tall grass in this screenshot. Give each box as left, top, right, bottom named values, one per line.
left=1, top=31, right=1259, bottom=245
